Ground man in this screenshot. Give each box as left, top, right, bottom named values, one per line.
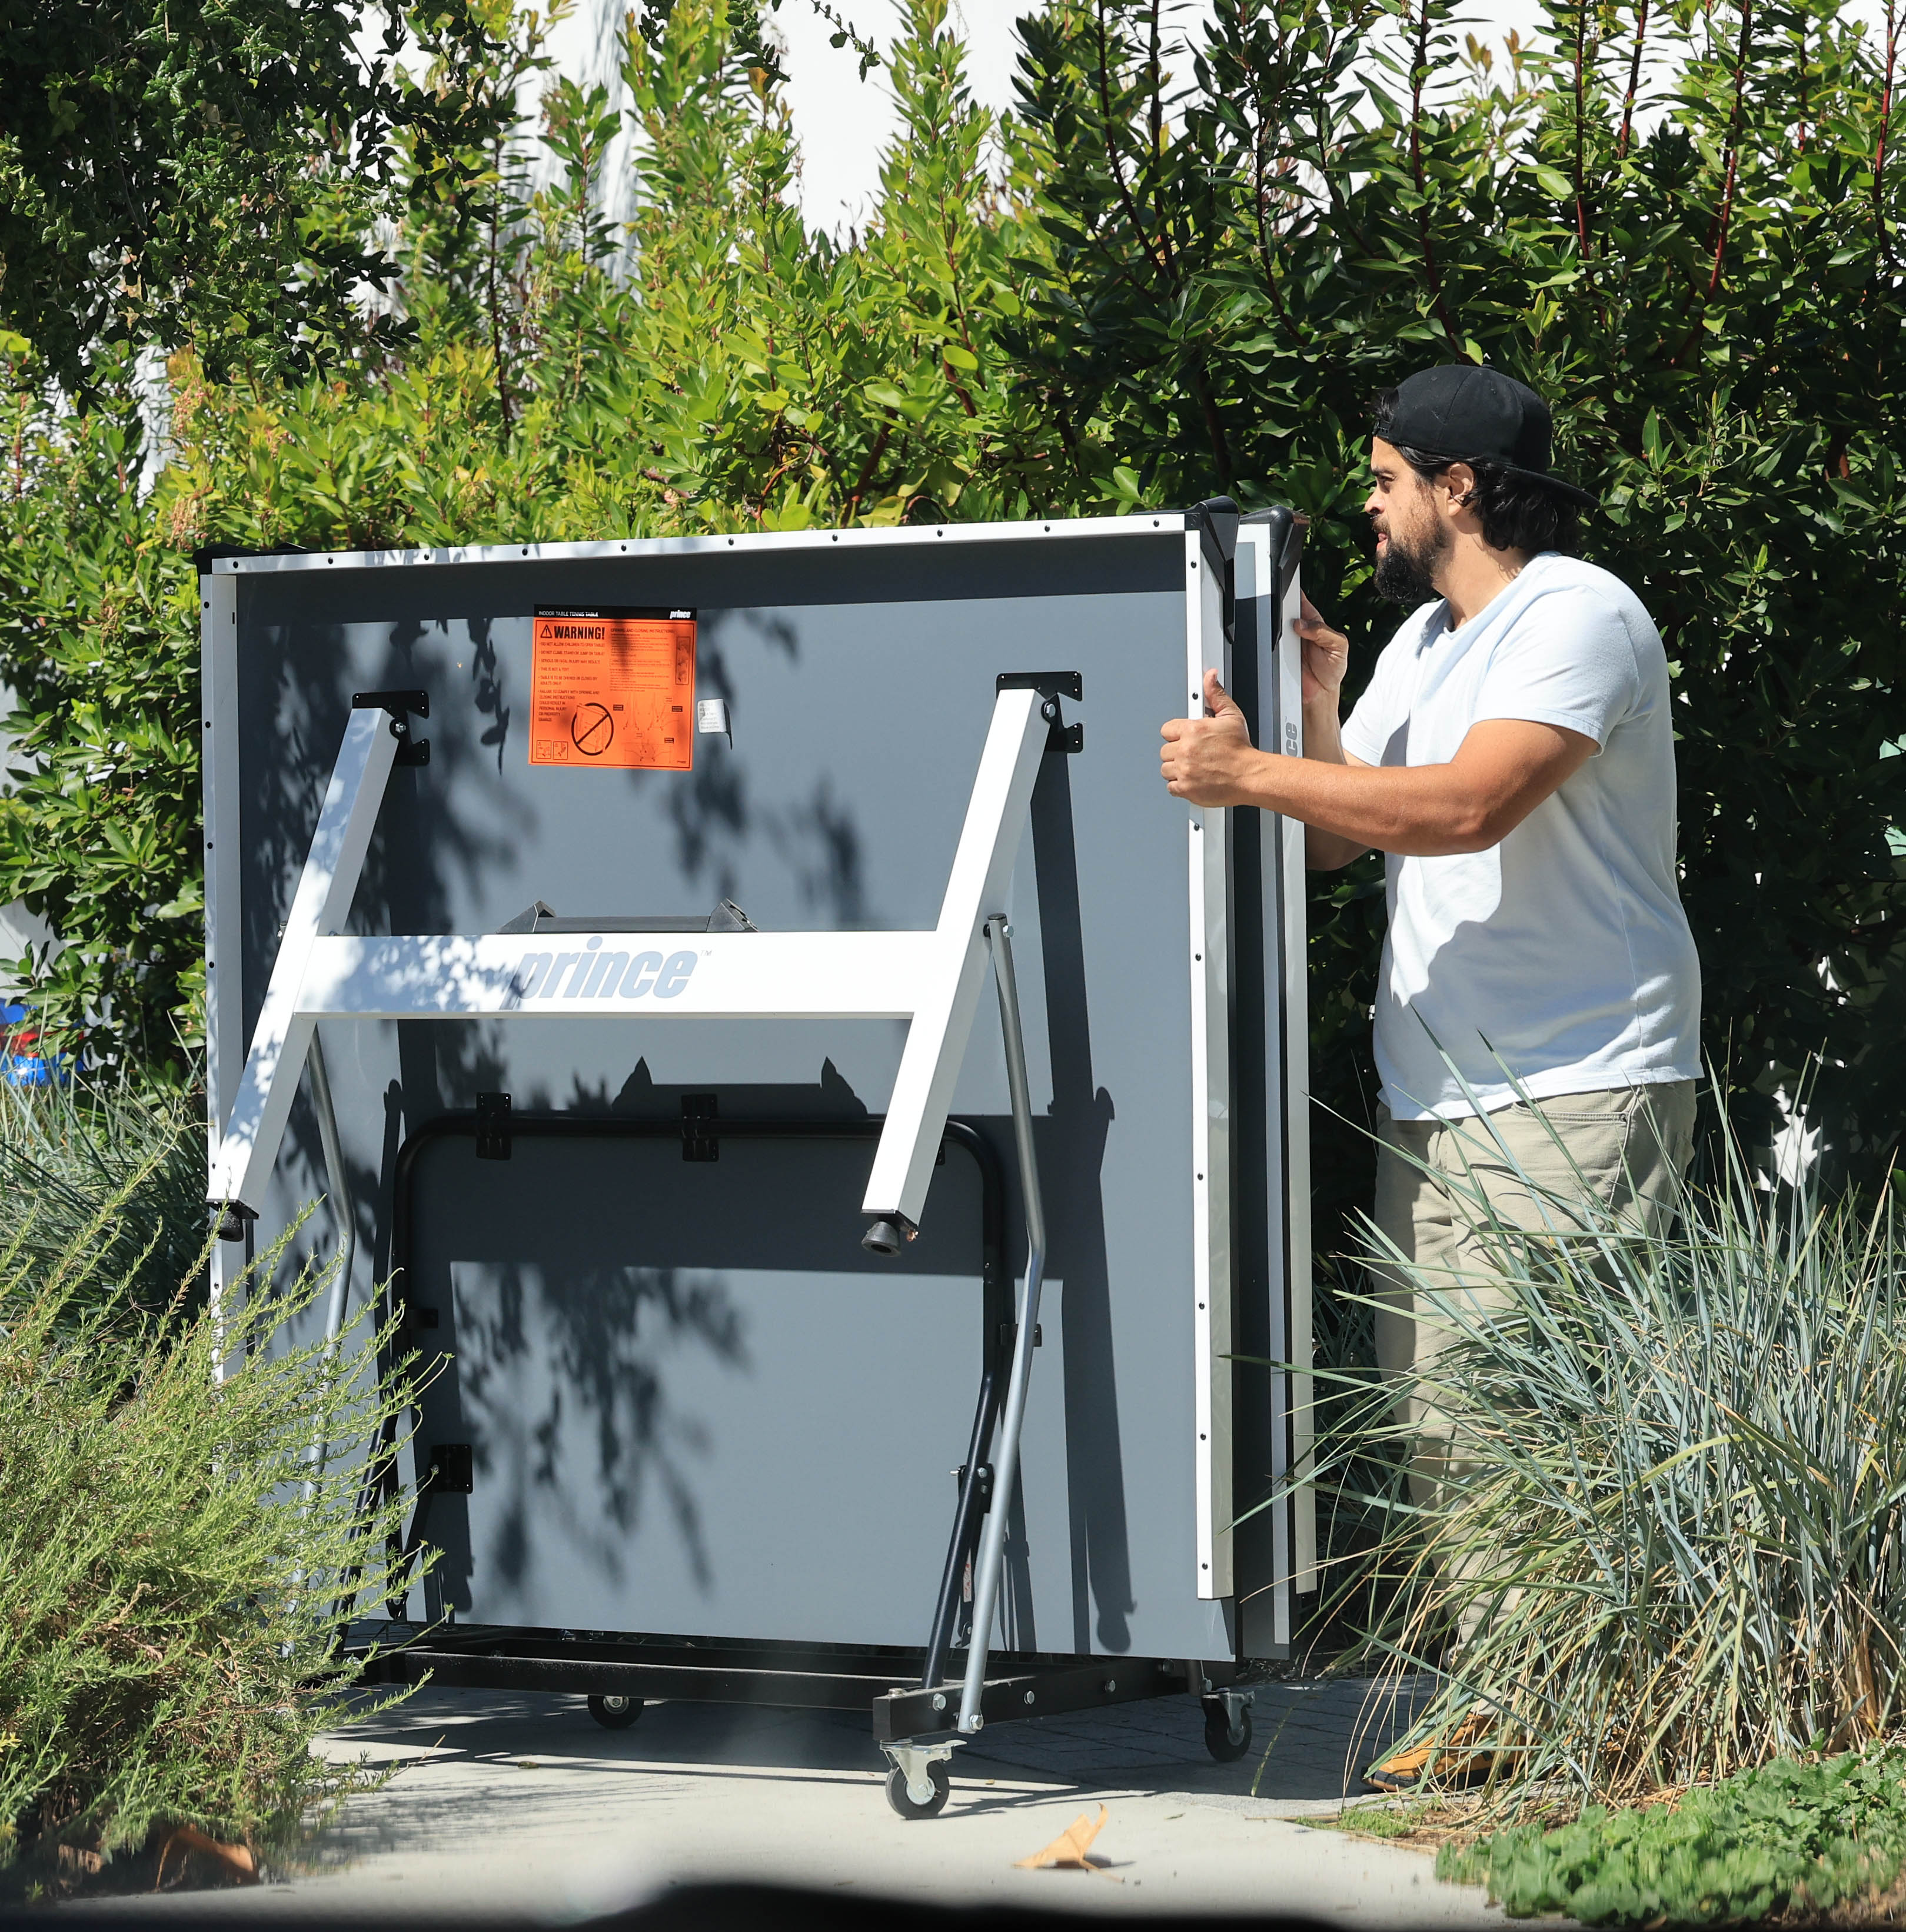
left=1159, top=363, right=1702, bottom=1785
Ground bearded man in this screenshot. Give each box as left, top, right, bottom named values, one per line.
left=1159, top=364, right=1702, bottom=1788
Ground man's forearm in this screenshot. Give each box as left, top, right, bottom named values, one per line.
left=1232, top=743, right=1502, bottom=859
left=1300, top=701, right=1369, bottom=869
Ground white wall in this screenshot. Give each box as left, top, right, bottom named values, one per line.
left=0, top=690, right=51, bottom=990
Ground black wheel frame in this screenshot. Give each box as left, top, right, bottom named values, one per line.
left=884, top=1758, right=950, bottom=1819
left=588, top=1692, right=643, bottom=1730
left=1202, top=1702, right=1252, bottom=1763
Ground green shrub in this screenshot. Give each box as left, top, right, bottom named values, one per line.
left=0, top=0, right=1066, bottom=1075
left=0, top=1078, right=207, bottom=1319
left=1439, top=1745, right=1906, bottom=1925
left=1306, top=1091, right=1906, bottom=1805
left=0, top=1130, right=424, bottom=1871
left=5, top=0, right=1902, bottom=1189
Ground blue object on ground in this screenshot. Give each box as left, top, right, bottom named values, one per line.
left=1, top=1002, right=68, bottom=1088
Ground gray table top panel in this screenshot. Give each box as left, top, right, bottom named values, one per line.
left=231, top=528, right=1235, bottom=1661
left=409, top=1135, right=996, bottom=1644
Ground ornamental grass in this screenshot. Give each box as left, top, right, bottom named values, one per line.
left=1306, top=1089, right=1906, bottom=1810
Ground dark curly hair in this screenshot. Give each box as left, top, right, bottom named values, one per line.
left=1371, top=387, right=1582, bottom=557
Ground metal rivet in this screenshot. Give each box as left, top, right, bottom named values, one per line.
left=1023, top=1691, right=1035, bottom=1705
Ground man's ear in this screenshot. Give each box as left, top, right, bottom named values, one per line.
left=1441, top=461, right=1478, bottom=513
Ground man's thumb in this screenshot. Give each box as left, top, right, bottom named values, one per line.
left=1205, top=668, right=1240, bottom=717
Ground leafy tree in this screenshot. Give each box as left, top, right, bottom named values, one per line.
left=2, top=0, right=1901, bottom=1233
left=0, top=0, right=1074, bottom=1070
left=0, top=365, right=203, bottom=1072
left=1012, top=0, right=1906, bottom=1225
left=0, top=0, right=517, bottom=393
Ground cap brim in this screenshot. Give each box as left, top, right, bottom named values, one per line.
left=1494, top=460, right=1597, bottom=508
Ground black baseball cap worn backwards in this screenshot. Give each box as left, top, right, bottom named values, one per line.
left=1380, top=364, right=1595, bottom=507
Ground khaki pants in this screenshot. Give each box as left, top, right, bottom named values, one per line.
left=1371, top=1082, right=1697, bottom=1550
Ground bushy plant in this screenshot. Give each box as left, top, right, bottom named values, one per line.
left=1439, top=1744, right=1906, bottom=1926
left=1313, top=1098, right=1906, bottom=1806
left=0, top=1078, right=206, bottom=1318
left=0, top=0, right=1071, bottom=1072
left=0, top=1130, right=423, bottom=1871
left=8, top=0, right=1901, bottom=1193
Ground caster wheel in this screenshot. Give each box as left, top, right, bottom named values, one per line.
left=1203, top=1702, right=1252, bottom=1763
left=885, top=1759, right=950, bottom=1820
left=588, top=1693, right=643, bottom=1730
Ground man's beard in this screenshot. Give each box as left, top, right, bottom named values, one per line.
left=1373, top=519, right=1449, bottom=604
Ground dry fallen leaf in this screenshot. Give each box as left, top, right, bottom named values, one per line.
left=1014, top=1804, right=1120, bottom=1877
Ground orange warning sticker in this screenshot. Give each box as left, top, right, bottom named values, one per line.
left=530, top=606, right=696, bottom=770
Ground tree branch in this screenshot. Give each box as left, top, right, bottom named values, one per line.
left=1094, top=0, right=1176, bottom=291
left=1618, top=0, right=1649, bottom=157
left=1573, top=0, right=1594, bottom=256
left=1877, top=0, right=1898, bottom=262
left=1406, top=0, right=1466, bottom=353
left=1705, top=0, right=1755, bottom=297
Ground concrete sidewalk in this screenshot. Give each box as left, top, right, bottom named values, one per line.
left=82, top=1681, right=1505, bottom=1925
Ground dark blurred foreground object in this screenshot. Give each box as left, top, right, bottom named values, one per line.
left=0, top=1884, right=1346, bottom=1930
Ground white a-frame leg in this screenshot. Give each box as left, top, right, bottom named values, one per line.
left=207, top=682, right=1063, bottom=1245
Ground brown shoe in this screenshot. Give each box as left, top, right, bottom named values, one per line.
left=1362, top=1711, right=1500, bottom=1793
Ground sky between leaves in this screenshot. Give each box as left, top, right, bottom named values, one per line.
left=530, top=0, right=1892, bottom=235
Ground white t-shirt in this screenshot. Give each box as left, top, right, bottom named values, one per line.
left=1339, top=552, right=1702, bottom=1122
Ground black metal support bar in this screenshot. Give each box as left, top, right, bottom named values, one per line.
left=355, top=1635, right=1232, bottom=1737
left=919, top=1357, right=999, bottom=1690
left=350, top=1628, right=1233, bottom=1722
left=873, top=1657, right=1239, bottom=1744
left=373, top=1647, right=916, bottom=1712
left=382, top=1108, right=1009, bottom=1656
left=362, top=1105, right=1238, bottom=1754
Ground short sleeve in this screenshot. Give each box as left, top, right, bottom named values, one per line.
left=1471, top=588, right=1641, bottom=750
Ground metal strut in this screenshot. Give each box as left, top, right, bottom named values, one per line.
left=956, top=915, right=1047, bottom=1737
left=301, top=1029, right=357, bottom=1502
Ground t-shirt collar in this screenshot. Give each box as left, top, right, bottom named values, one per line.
left=1413, top=551, right=1561, bottom=653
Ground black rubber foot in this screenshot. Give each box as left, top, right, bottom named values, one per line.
left=884, top=1759, right=950, bottom=1819
left=1202, top=1701, right=1252, bottom=1763
left=588, top=1693, right=643, bottom=1730
left=863, top=1218, right=906, bottom=1255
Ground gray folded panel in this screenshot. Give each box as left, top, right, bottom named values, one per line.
left=200, top=513, right=1310, bottom=1664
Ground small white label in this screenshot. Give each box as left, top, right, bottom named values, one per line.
left=695, top=699, right=730, bottom=737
